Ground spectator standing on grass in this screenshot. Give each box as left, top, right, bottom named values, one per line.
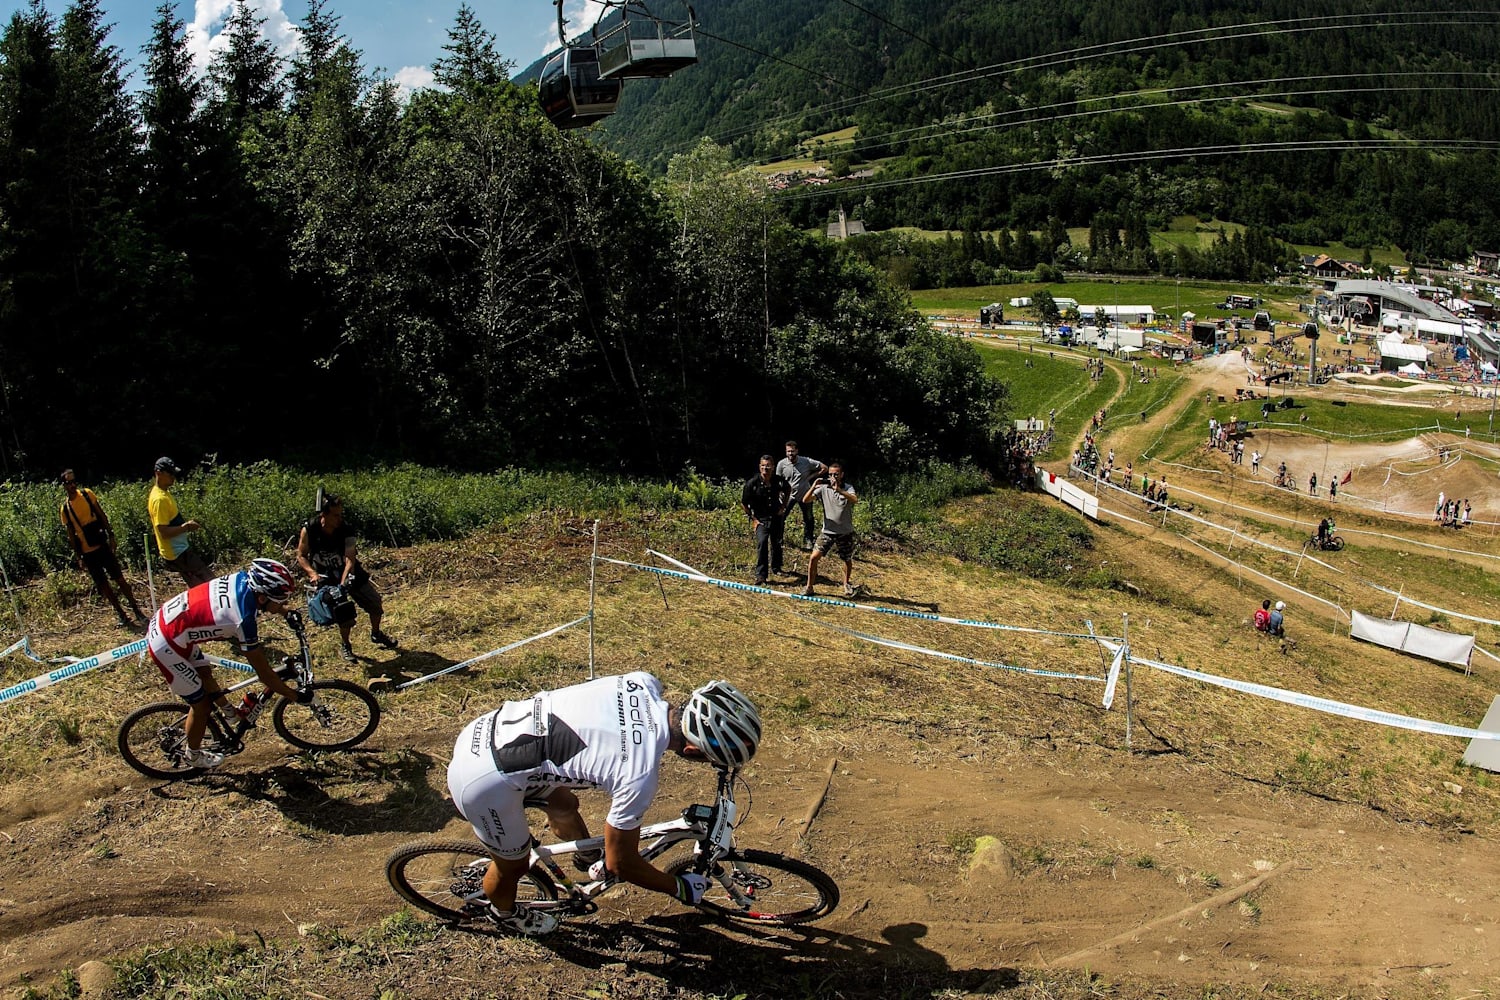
left=297, top=493, right=397, bottom=662
left=802, top=461, right=858, bottom=598
left=775, top=442, right=825, bottom=553
left=1435, top=491, right=1445, bottom=521
left=60, top=470, right=145, bottom=629
left=740, top=455, right=790, bottom=586
left=149, top=457, right=212, bottom=586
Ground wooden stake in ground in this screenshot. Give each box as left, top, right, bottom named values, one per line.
left=797, top=757, right=839, bottom=844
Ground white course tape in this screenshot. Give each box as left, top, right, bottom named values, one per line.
left=1102, top=644, right=1126, bottom=710
left=0, top=636, right=54, bottom=664
left=646, top=549, right=707, bottom=576
left=1364, top=583, right=1500, bottom=628
left=795, top=612, right=1103, bottom=683
left=1177, top=533, right=1349, bottom=620
left=1475, top=645, right=1500, bottom=665
left=395, top=616, right=590, bottom=691
left=603, top=557, right=1123, bottom=643
left=1124, top=648, right=1500, bottom=741
left=0, top=638, right=147, bottom=706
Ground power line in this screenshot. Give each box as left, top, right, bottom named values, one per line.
left=693, top=23, right=852, bottom=90
left=777, top=138, right=1500, bottom=201
left=682, top=10, right=1499, bottom=155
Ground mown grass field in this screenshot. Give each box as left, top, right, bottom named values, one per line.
left=910, top=279, right=1311, bottom=322
left=972, top=341, right=1118, bottom=454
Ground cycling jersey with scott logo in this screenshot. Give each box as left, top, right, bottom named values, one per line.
left=448, top=673, right=670, bottom=847
left=153, top=572, right=262, bottom=656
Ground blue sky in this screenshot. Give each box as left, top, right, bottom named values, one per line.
left=11, top=1, right=599, bottom=92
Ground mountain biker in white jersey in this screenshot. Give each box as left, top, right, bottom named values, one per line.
left=446, top=672, right=762, bottom=935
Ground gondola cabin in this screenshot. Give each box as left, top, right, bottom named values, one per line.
left=538, top=46, right=622, bottom=128
left=595, top=14, right=697, bottom=79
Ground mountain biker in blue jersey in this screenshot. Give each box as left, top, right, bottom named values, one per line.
left=446, top=674, right=761, bottom=935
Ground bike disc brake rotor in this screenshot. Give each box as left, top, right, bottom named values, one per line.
left=157, top=726, right=187, bottom=764
left=728, top=869, right=773, bottom=891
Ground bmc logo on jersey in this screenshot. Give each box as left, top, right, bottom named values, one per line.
left=183, top=628, right=220, bottom=642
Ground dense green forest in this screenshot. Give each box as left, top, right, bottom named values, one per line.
left=597, top=0, right=1500, bottom=264
left=0, top=0, right=1003, bottom=481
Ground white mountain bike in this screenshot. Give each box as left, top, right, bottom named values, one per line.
left=386, top=767, right=839, bottom=927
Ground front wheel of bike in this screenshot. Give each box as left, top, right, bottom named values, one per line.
left=1329, top=535, right=1345, bottom=551
left=118, top=702, right=212, bottom=780
left=272, top=680, right=380, bottom=750
left=666, top=849, right=839, bottom=925
left=386, top=840, right=559, bottom=922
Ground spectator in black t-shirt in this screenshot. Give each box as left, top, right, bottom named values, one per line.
left=296, top=494, right=396, bottom=662
left=741, top=455, right=792, bottom=586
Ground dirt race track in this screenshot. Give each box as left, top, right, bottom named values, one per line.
left=2, top=728, right=1498, bottom=998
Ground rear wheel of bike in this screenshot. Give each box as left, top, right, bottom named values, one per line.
left=386, top=840, right=558, bottom=922
left=272, top=680, right=380, bottom=750
left=666, top=849, right=839, bottom=925
left=117, top=702, right=215, bottom=780
left=1330, top=535, right=1345, bottom=551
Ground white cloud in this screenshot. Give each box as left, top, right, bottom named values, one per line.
left=392, top=65, right=436, bottom=96
left=186, top=0, right=303, bottom=74
left=544, top=0, right=607, bottom=55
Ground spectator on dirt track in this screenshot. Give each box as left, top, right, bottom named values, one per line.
left=60, top=470, right=145, bottom=629
left=802, top=460, right=858, bottom=598
left=740, top=455, right=790, bottom=586
left=296, top=493, right=397, bottom=663
left=149, top=457, right=213, bottom=587
left=775, top=442, right=825, bottom=553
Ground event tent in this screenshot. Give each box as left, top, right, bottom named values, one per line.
left=1397, top=362, right=1426, bottom=375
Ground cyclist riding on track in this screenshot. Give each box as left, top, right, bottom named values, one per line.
left=446, top=672, right=762, bottom=936
left=146, top=557, right=309, bottom=769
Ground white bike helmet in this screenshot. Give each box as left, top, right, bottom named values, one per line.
left=246, top=558, right=298, bottom=603
left=681, top=681, right=762, bottom=767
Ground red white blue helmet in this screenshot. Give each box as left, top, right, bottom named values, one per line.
left=682, top=681, right=762, bottom=767
left=246, top=558, right=297, bottom=603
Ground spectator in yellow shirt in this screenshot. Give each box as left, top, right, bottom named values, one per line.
left=60, top=470, right=145, bottom=628
left=148, top=457, right=212, bottom=586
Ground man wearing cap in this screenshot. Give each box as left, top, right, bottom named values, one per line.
left=1268, top=601, right=1285, bottom=638
left=149, top=457, right=212, bottom=586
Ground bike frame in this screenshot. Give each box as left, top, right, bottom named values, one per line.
left=201, top=612, right=319, bottom=754
left=506, top=767, right=748, bottom=915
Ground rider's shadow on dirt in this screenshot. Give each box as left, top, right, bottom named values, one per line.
left=149, top=748, right=452, bottom=836
left=480, top=914, right=1019, bottom=998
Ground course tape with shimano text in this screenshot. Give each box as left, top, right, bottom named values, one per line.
left=1104, top=642, right=1500, bottom=741
left=602, top=558, right=1124, bottom=643
left=0, top=638, right=256, bottom=709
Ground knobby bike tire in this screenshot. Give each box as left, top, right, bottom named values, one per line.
left=117, top=702, right=213, bottom=780
left=666, top=849, right=840, bottom=925
left=271, top=680, right=380, bottom=751
left=1330, top=536, right=1345, bottom=550
left=386, top=840, right=558, bottom=923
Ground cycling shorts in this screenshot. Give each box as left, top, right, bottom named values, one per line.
left=147, top=626, right=212, bottom=704
left=447, top=715, right=554, bottom=860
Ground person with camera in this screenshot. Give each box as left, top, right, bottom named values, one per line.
left=296, top=493, right=396, bottom=662
left=741, top=455, right=791, bottom=586
left=60, top=470, right=145, bottom=629
left=801, top=460, right=858, bottom=598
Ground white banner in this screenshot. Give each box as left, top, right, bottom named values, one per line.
left=1350, top=610, right=1474, bottom=668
